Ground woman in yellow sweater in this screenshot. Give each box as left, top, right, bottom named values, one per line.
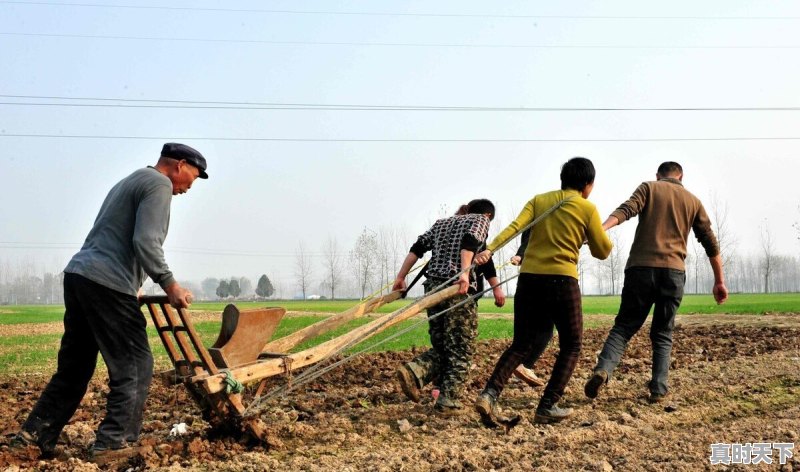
left=474, top=157, right=612, bottom=424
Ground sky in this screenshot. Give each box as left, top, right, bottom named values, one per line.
left=2, top=1, right=800, bottom=293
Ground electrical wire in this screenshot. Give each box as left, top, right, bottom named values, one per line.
left=3, top=134, right=800, bottom=142
left=2, top=2, right=798, bottom=20
left=3, top=97, right=800, bottom=112
left=3, top=31, right=797, bottom=49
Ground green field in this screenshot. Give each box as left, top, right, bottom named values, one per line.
left=1, top=292, right=797, bottom=325
left=0, top=292, right=797, bottom=375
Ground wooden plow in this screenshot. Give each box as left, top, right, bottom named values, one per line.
left=140, top=285, right=458, bottom=444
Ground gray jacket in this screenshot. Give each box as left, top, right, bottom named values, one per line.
left=65, top=167, right=176, bottom=296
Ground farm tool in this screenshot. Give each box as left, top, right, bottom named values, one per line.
left=140, top=285, right=459, bottom=444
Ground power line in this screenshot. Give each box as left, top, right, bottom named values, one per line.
left=2, top=1, right=798, bottom=20
left=0, top=243, right=320, bottom=257
left=3, top=133, right=800, bottom=143
left=3, top=32, right=798, bottom=49
left=0, top=242, right=407, bottom=259
left=3, top=98, right=800, bottom=112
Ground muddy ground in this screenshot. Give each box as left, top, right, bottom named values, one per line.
left=1, top=314, right=799, bottom=471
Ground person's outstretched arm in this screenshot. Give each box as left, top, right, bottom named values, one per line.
left=708, top=254, right=729, bottom=304
left=393, top=253, right=420, bottom=292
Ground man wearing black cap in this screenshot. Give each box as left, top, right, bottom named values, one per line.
left=13, top=143, right=208, bottom=461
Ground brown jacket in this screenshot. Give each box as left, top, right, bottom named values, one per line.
left=610, top=178, right=719, bottom=271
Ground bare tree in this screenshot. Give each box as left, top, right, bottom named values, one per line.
left=759, top=221, right=776, bottom=293
left=350, top=228, right=379, bottom=299
left=690, top=240, right=701, bottom=294
left=376, top=228, right=393, bottom=296
left=322, top=236, right=343, bottom=300
left=294, top=242, right=314, bottom=300
left=793, top=204, right=800, bottom=246
left=599, top=231, right=626, bottom=295
left=708, top=192, right=738, bottom=278
left=576, top=245, right=591, bottom=294
left=238, top=276, right=253, bottom=298
left=271, top=272, right=285, bottom=300
left=376, top=226, right=409, bottom=295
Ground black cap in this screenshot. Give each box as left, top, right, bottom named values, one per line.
left=161, top=143, right=208, bottom=179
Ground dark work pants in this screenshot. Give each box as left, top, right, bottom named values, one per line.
left=595, top=267, right=685, bottom=396
left=22, top=273, right=153, bottom=451
left=484, top=274, right=583, bottom=404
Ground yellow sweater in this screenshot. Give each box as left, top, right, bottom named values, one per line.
left=487, top=189, right=612, bottom=279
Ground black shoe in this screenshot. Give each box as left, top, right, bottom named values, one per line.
left=396, top=364, right=421, bottom=403
left=534, top=401, right=573, bottom=424
left=9, top=430, right=37, bottom=448
left=584, top=370, right=608, bottom=399
left=9, top=430, right=54, bottom=459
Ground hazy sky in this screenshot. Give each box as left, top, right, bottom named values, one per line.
left=2, top=1, right=800, bottom=290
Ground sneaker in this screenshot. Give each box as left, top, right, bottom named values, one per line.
left=433, top=396, right=463, bottom=416
left=584, top=370, right=609, bottom=399
left=534, top=402, right=573, bottom=424
left=513, top=365, right=545, bottom=387
left=396, top=364, right=421, bottom=403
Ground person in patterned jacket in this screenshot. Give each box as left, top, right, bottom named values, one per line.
left=392, top=198, right=497, bottom=415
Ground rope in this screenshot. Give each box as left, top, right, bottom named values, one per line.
left=242, top=197, right=572, bottom=416
left=222, top=371, right=244, bottom=394
left=243, top=273, right=520, bottom=416
left=489, top=196, right=576, bottom=256
left=360, top=261, right=426, bottom=301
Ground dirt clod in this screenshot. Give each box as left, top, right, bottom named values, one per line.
left=0, top=318, right=799, bottom=470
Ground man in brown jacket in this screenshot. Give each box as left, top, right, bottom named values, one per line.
left=584, top=162, right=728, bottom=403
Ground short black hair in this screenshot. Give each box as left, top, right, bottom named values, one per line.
left=560, top=157, right=595, bottom=191
left=657, top=161, right=683, bottom=177
left=466, top=199, right=495, bottom=220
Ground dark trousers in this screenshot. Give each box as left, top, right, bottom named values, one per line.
left=484, top=274, right=583, bottom=404
left=595, top=267, right=685, bottom=396
left=23, top=273, right=153, bottom=451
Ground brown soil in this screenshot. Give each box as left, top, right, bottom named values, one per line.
left=1, top=316, right=799, bottom=471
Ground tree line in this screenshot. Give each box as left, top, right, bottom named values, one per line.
left=1, top=204, right=798, bottom=304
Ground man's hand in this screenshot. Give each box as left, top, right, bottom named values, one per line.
left=492, top=286, right=506, bottom=307
left=509, top=255, right=522, bottom=266
left=713, top=282, right=728, bottom=305
left=165, top=282, right=193, bottom=309
left=392, top=277, right=407, bottom=292
left=456, top=273, right=470, bottom=295
left=474, top=249, right=492, bottom=265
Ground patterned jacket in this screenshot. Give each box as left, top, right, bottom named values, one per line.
left=410, top=214, right=491, bottom=288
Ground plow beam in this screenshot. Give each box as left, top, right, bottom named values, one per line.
left=261, top=291, right=402, bottom=354
left=197, top=285, right=459, bottom=395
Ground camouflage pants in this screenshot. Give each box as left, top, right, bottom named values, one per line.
left=406, top=280, right=478, bottom=400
